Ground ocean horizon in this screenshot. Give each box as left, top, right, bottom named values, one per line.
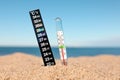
left=0, top=46, right=120, bottom=59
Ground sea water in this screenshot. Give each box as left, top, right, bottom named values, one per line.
left=0, top=47, right=120, bottom=59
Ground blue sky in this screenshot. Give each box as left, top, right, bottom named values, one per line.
left=0, top=0, right=120, bottom=47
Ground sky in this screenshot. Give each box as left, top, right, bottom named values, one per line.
left=0, top=0, right=120, bottom=47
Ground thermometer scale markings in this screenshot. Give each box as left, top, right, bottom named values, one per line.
left=29, top=9, right=56, bottom=66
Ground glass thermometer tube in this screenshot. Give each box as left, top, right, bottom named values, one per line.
left=55, top=17, right=67, bottom=65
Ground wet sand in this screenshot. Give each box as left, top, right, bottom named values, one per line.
left=0, top=53, right=120, bottom=80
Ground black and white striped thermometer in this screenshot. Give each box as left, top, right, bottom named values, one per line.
left=29, top=9, right=56, bottom=66
left=55, top=17, right=67, bottom=65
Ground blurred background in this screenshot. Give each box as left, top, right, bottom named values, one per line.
left=0, top=0, right=120, bottom=58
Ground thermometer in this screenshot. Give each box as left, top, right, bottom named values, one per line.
left=29, top=9, right=56, bottom=66
left=55, top=17, right=67, bottom=65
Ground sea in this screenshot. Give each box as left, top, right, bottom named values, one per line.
left=0, top=47, right=120, bottom=59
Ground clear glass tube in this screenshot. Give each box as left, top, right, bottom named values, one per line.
left=55, top=17, right=67, bottom=65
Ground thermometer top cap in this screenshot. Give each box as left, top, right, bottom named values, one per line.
left=55, top=17, right=62, bottom=22
left=55, top=17, right=63, bottom=31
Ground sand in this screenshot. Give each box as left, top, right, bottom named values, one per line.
left=0, top=53, right=120, bottom=80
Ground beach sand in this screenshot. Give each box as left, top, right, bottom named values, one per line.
left=0, top=53, right=120, bottom=80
